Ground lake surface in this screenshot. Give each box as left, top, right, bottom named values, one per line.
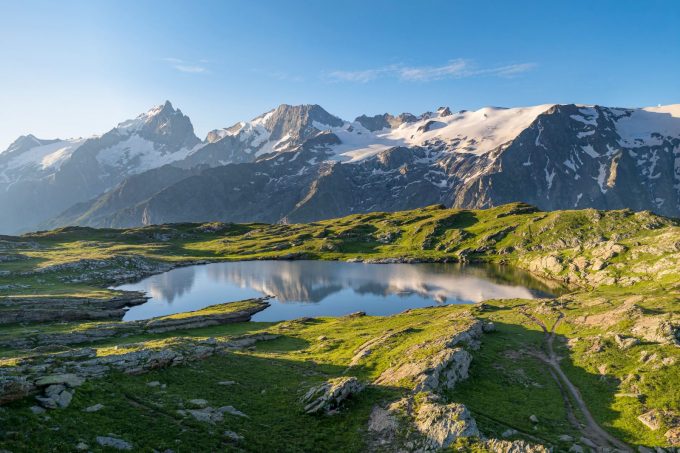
left=117, top=260, right=562, bottom=322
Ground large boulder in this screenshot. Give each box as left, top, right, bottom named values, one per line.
left=301, top=377, right=364, bottom=415
left=415, top=396, right=479, bottom=449
left=376, top=347, right=472, bottom=392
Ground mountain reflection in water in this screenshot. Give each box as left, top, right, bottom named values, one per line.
left=117, top=260, right=563, bottom=322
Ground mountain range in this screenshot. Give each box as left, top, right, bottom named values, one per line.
left=1, top=100, right=679, bottom=233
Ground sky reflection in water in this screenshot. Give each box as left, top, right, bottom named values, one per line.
left=117, top=260, right=561, bottom=322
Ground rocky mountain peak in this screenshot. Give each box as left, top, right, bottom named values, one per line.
left=260, top=104, right=344, bottom=142
left=437, top=106, right=452, bottom=117
left=354, top=112, right=418, bottom=132
left=2, top=134, right=59, bottom=157
left=115, top=101, right=200, bottom=150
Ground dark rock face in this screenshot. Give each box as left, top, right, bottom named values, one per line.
left=355, top=112, right=418, bottom=131
left=451, top=105, right=680, bottom=218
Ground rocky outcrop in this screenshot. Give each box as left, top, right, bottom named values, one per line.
left=376, top=346, right=472, bottom=392
left=375, top=320, right=484, bottom=391
left=414, top=394, right=480, bottom=449
left=0, top=333, right=278, bottom=407
left=0, top=292, right=149, bottom=325
left=0, top=299, right=270, bottom=349
left=484, top=438, right=552, bottom=452
left=367, top=320, right=501, bottom=451
left=300, top=377, right=365, bottom=415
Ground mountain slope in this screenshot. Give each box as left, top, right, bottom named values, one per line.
left=53, top=102, right=680, bottom=228
left=9, top=101, right=680, bottom=231
left=0, top=101, right=201, bottom=233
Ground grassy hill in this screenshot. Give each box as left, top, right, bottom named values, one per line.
left=0, top=203, right=678, bottom=451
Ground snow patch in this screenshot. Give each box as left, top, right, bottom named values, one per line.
left=581, top=144, right=600, bottom=158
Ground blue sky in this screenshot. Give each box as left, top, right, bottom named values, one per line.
left=1, top=0, right=679, bottom=149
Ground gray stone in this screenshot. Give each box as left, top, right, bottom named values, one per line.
left=301, top=377, right=364, bottom=415
left=217, top=405, right=248, bottom=418
left=223, top=431, right=243, bottom=442
left=84, top=403, right=104, bottom=412
left=580, top=436, right=597, bottom=448
left=414, top=397, right=479, bottom=449
left=188, top=399, right=208, bottom=408
left=96, top=436, right=133, bottom=450
left=35, top=374, right=84, bottom=388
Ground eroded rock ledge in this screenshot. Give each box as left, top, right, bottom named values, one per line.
left=0, top=292, right=149, bottom=325
left=0, top=332, right=278, bottom=407
left=0, top=299, right=270, bottom=349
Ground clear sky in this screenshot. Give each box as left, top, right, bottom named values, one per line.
left=1, top=0, right=679, bottom=150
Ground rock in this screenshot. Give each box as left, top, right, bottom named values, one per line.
left=665, top=427, right=680, bottom=446
left=368, top=405, right=400, bottom=439
left=187, top=408, right=223, bottom=423
left=217, top=405, right=248, bottom=418
left=638, top=409, right=663, bottom=430
left=482, top=322, right=496, bottom=333
left=529, top=414, right=539, bottom=423
left=344, top=311, right=366, bottom=318
left=592, top=242, right=626, bottom=261
left=569, top=444, right=584, bottom=453
left=35, top=396, right=58, bottom=409
left=559, top=434, right=574, bottom=442
left=223, top=431, right=243, bottom=442
left=75, top=442, right=89, bottom=451
left=0, top=376, right=34, bottom=404
left=35, top=374, right=84, bottom=388
left=579, top=436, right=597, bottom=448
left=35, top=387, right=73, bottom=409
left=485, top=439, right=551, bottom=453
left=30, top=405, right=46, bottom=414
left=502, top=428, right=518, bottom=437
left=55, top=389, right=73, bottom=408
left=217, top=380, right=236, bottom=386
left=526, top=254, right=564, bottom=275
left=591, top=258, right=606, bottom=271
left=301, top=377, right=365, bottom=415
left=317, top=335, right=328, bottom=341
left=414, top=396, right=479, bottom=449
left=45, top=384, right=66, bottom=399
left=614, top=333, right=640, bottom=350
left=96, top=436, right=133, bottom=450
left=146, top=381, right=161, bottom=387
left=84, top=403, right=104, bottom=412
left=376, top=346, right=472, bottom=392
left=188, top=399, right=208, bottom=408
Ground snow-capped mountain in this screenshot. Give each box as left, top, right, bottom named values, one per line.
left=180, top=104, right=344, bottom=167
left=0, top=101, right=200, bottom=233
left=5, top=100, right=680, bottom=233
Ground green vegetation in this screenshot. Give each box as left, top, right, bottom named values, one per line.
left=0, top=203, right=678, bottom=451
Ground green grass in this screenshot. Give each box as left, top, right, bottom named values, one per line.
left=1, top=203, right=679, bottom=451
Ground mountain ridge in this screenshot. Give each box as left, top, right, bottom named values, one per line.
left=3, top=100, right=679, bottom=233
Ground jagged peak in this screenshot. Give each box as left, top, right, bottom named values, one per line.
left=2, top=134, right=60, bottom=155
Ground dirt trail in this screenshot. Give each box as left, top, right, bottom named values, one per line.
left=521, top=310, right=632, bottom=452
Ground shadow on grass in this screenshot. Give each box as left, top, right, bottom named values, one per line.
left=449, top=320, right=647, bottom=449
left=0, top=347, right=405, bottom=453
